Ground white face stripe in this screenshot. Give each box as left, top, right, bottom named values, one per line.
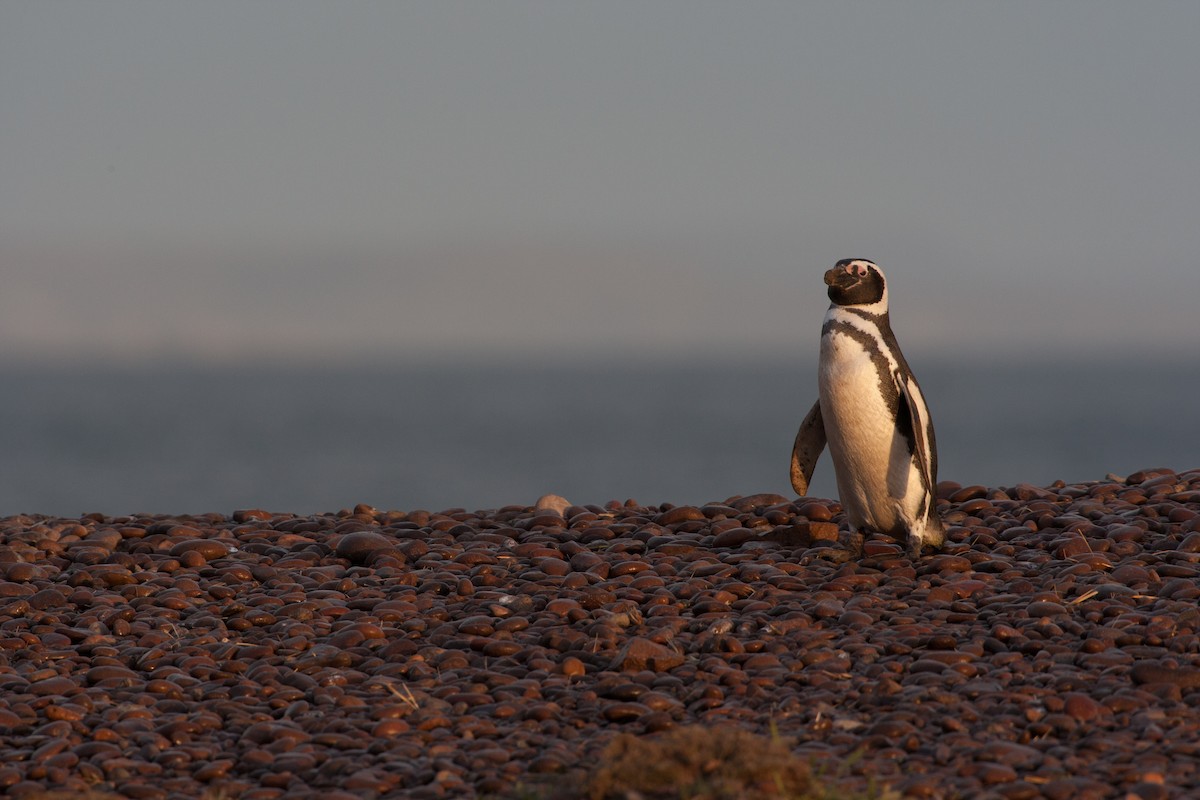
left=846, top=260, right=874, bottom=278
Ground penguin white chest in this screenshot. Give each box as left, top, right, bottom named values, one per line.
left=818, top=329, right=913, bottom=535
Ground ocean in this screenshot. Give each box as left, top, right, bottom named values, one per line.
left=1, top=356, right=1196, bottom=517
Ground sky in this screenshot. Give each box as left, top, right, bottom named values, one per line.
left=3, top=2, right=1200, bottom=364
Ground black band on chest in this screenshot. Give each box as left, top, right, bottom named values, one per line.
left=822, top=319, right=900, bottom=415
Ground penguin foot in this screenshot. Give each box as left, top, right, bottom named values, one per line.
left=905, top=537, right=940, bottom=560
left=905, top=517, right=945, bottom=559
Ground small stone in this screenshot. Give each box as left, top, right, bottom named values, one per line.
left=1131, top=662, right=1200, bottom=687
left=537, top=557, right=571, bottom=577
left=602, top=702, right=647, bottom=722
left=974, top=762, right=1018, bottom=784
left=1110, top=564, right=1154, bottom=587
left=610, top=637, right=685, bottom=672
left=534, top=494, right=571, bottom=515
left=85, top=665, right=141, bottom=685
left=232, top=509, right=273, bottom=522
left=560, top=656, right=586, bottom=678
left=334, top=531, right=398, bottom=565
left=1027, top=601, right=1067, bottom=618
left=1063, top=693, right=1107, bottom=721
left=656, top=506, right=705, bottom=525
left=728, top=493, right=789, bottom=510
left=168, top=538, right=232, bottom=561
left=765, top=521, right=839, bottom=546
left=28, top=588, right=67, bottom=610
left=712, top=527, right=759, bottom=548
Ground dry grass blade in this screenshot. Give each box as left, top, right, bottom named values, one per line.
left=383, top=680, right=421, bottom=710
left=1070, top=589, right=1098, bottom=605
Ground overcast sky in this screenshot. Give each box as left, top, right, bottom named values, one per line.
left=3, top=2, right=1198, bottom=364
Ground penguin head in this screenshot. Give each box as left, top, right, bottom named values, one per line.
left=824, top=259, right=887, bottom=310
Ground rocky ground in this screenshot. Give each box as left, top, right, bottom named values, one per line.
left=1, top=468, right=1200, bottom=799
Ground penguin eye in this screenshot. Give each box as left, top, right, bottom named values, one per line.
left=854, top=264, right=869, bottom=277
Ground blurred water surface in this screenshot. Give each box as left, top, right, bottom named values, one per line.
left=1, top=356, right=1196, bottom=516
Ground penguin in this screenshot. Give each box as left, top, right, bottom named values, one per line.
left=790, top=258, right=945, bottom=557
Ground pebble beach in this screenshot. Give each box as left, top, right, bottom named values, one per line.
left=2, top=468, right=1200, bottom=799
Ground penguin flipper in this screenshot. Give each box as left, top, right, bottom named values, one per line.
left=790, top=400, right=826, bottom=495
left=895, top=373, right=936, bottom=502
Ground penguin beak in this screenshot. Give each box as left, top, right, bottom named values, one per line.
left=824, top=267, right=856, bottom=289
